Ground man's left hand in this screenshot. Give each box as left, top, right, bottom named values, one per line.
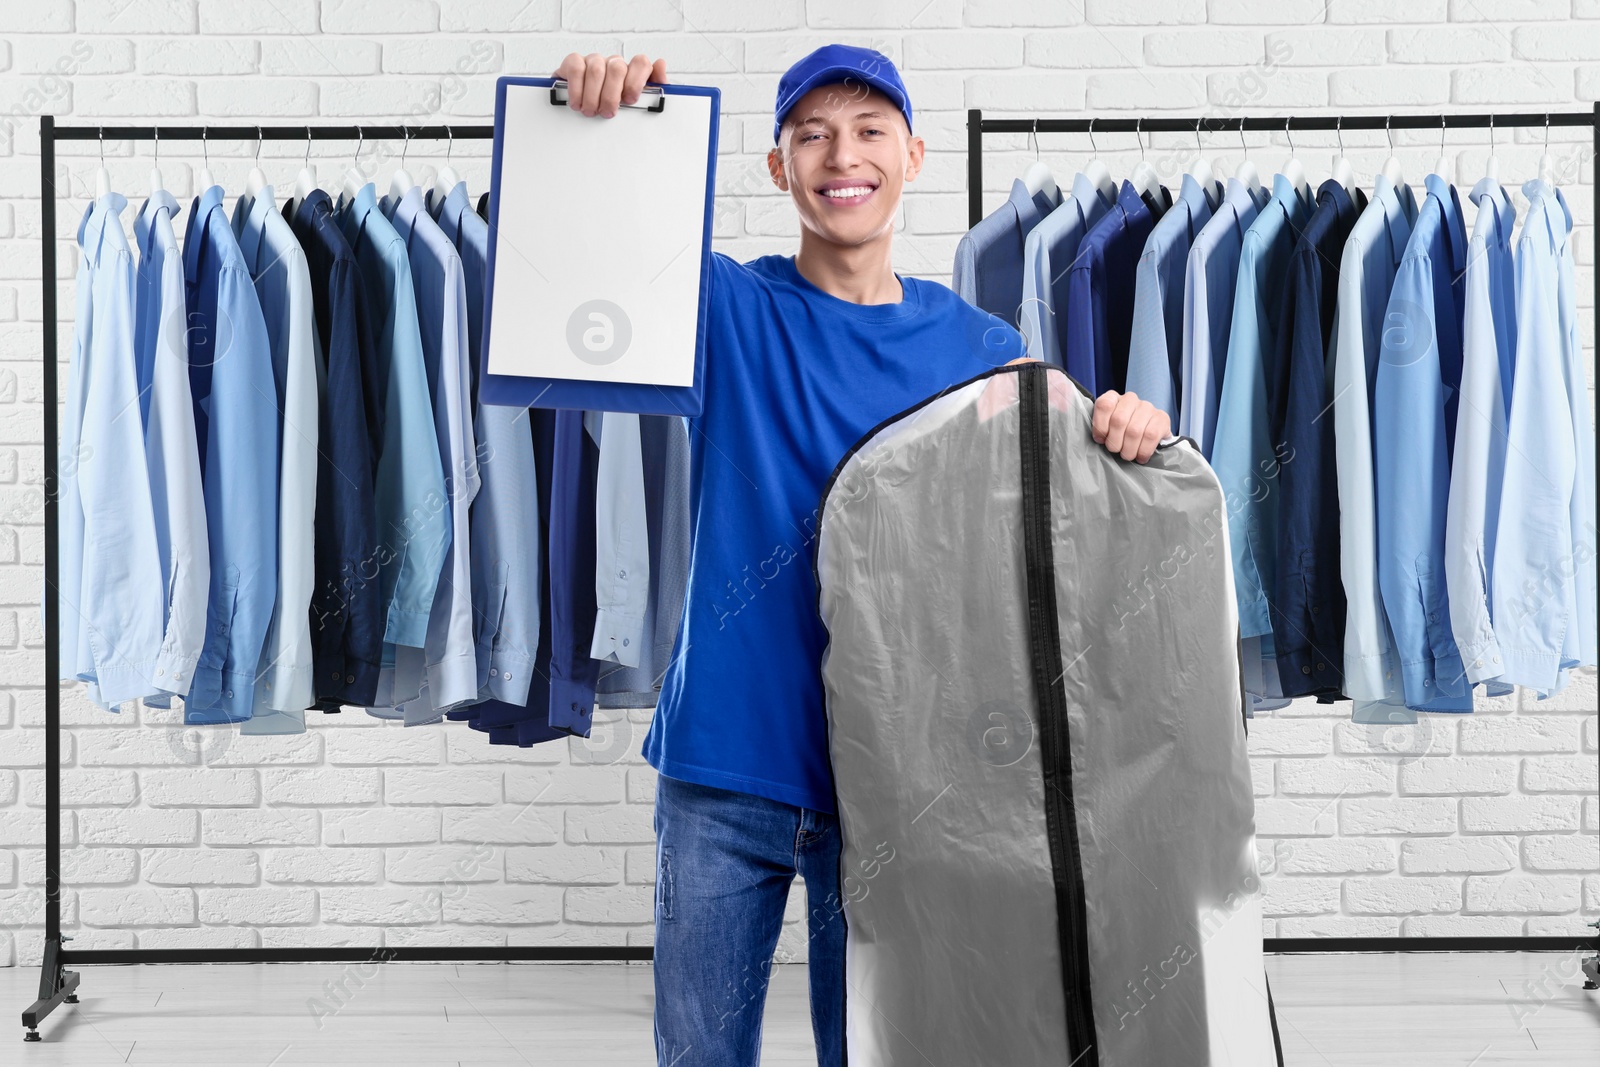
left=1091, top=388, right=1169, bottom=464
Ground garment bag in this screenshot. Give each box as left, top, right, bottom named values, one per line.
left=813, top=361, right=1283, bottom=1067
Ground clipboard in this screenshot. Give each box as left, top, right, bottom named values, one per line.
left=479, top=75, right=720, bottom=416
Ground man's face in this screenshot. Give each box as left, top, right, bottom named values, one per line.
left=768, top=83, right=923, bottom=250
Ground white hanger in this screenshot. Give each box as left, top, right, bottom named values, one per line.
left=1380, top=115, right=1405, bottom=190
left=149, top=126, right=166, bottom=195
left=1234, top=124, right=1261, bottom=197
left=1483, top=114, right=1499, bottom=183
left=1082, top=119, right=1115, bottom=202
left=1537, top=113, right=1556, bottom=187
left=94, top=127, right=110, bottom=200
left=341, top=128, right=368, bottom=203
left=433, top=125, right=461, bottom=202
left=1020, top=120, right=1058, bottom=203
left=294, top=125, right=318, bottom=202
left=196, top=125, right=214, bottom=193
left=1127, top=119, right=1162, bottom=202
left=388, top=127, right=417, bottom=201
left=244, top=125, right=269, bottom=201
left=1187, top=121, right=1216, bottom=207
left=1330, top=116, right=1356, bottom=197
left=1433, top=116, right=1453, bottom=185
left=1280, top=118, right=1309, bottom=202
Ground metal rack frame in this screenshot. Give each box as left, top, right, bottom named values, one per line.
left=965, top=106, right=1600, bottom=968
left=19, top=109, right=1600, bottom=1041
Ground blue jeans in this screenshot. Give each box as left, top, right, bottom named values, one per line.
left=652, top=773, right=845, bottom=1066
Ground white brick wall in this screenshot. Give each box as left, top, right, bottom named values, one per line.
left=0, top=2, right=1595, bottom=968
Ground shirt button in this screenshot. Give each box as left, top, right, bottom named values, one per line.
left=622, top=638, right=629, bottom=647
left=618, top=569, right=627, bottom=578
left=345, top=675, right=354, bottom=684
left=225, top=690, right=233, bottom=698
left=503, top=672, right=512, bottom=681
left=1315, top=662, right=1325, bottom=671
left=490, top=668, right=499, bottom=677
left=1301, top=665, right=1311, bottom=675
left=1492, top=655, right=1500, bottom=663
left=579, top=707, right=588, bottom=716
left=331, top=672, right=340, bottom=681
left=156, top=668, right=165, bottom=676
left=174, top=672, right=182, bottom=681
left=1428, top=613, right=1437, bottom=622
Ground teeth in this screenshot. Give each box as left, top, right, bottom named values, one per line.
left=822, top=186, right=874, bottom=199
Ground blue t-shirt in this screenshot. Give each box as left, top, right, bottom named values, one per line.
left=641, top=252, right=1025, bottom=813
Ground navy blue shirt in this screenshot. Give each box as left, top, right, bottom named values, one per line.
left=641, top=252, right=1025, bottom=813
left=1064, top=180, right=1171, bottom=395
left=1274, top=179, right=1365, bottom=701
left=288, top=191, right=386, bottom=708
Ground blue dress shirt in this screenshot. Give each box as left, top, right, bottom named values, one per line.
left=59, top=192, right=169, bottom=711
left=1064, top=179, right=1171, bottom=395
left=1491, top=178, right=1597, bottom=694
left=1178, top=176, right=1271, bottom=458
left=428, top=181, right=541, bottom=708
left=1374, top=173, right=1472, bottom=711
left=547, top=410, right=601, bottom=737
left=337, top=182, right=449, bottom=650
left=233, top=184, right=322, bottom=734
left=1126, top=172, right=1222, bottom=423
left=182, top=185, right=279, bottom=724
left=1444, top=177, right=1519, bottom=693
left=1018, top=171, right=1115, bottom=367
left=1274, top=179, right=1366, bottom=700
left=953, top=178, right=1060, bottom=327
left=380, top=186, right=480, bottom=722
left=133, top=190, right=210, bottom=708
left=289, top=190, right=385, bottom=708
left=1331, top=176, right=1423, bottom=721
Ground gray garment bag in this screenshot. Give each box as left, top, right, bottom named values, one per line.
left=813, top=361, right=1283, bottom=1066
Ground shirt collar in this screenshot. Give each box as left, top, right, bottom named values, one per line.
left=1424, top=172, right=1466, bottom=274
left=133, top=188, right=178, bottom=254
left=339, top=180, right=380, bottom=242
left=1468, top=176, right=1515, bottom=249
left=1372, top=179, right=1415, bottom=269
left=384, top=183, right=427, bottom=244
left=233, top=184, right=277, bottom=273
left=1520, top=177, right=1572, bottom=251
left=431, top=180, right=473, bottom=246
left=1176, top=171, right=1218, bottom=222
left=76, top=191, right=128, bottom=268
left=182, top=184, right=226, bottom=281
left=1007, top=178, right=1046, bottom=233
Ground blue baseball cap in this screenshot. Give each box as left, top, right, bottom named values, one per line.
left=773, top=44, right=912, bottom=145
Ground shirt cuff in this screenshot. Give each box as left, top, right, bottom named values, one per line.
left=1498, top=647, right=1565, bottom=694
left=258, top=660, right=315, bottom=713
left=427, top=650, right=480, bottom=712
left=548, top=677, right=595, bottom=736
left=183, top=668, right=257, bottom=724
left=239, top=707, right=307, bottom=735
left=384, top=604, right=430, bottom=649
left=92, top=658, right=164, bottom=708
left=151, top=647, right=200, bottom=698
left=480, top=648, right=533, bottom=707
left=1276, top=645, right=1342, bottom=698
left=589, top=607, right=646, bottom=668
left=1455, top=633, right=1507, bottom=686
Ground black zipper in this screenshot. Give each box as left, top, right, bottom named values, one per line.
left=1017, top=361, right=1099, bottom=1066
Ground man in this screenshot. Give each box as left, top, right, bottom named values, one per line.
left=553, top=45, right=1170, bottom=1067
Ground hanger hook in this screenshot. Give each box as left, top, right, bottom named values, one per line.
left=97, top=126, right=104, bottom=166
left=1029, top=118, right=1039, bottom=161
left=1283, top=116, right=1293, bottom=157
left=202, top=125, right=209, bottom=169
left=1238, top=119, right=1246, bottom=156
left=1194, top=117, right=1203, bottom=157
left=255, top=125, right=263, bottom=166
left=1487, top=113, right=1495, bottom=155
left=1336, top=115, right=1344, bottom=157
left=1135, top=117, right=1145, bottom=162
left=401, top=127, right=411, bottom=169
left=1542, top=112, right=1550, bottom=153
left=1385, top=114, right=1393, bottom=156
left=1440, top=114, right=1447, bottom=156
left=305, top=125, right=312, bottom=169
left=354, top=127, right=363, bottom=171
left=445, top=125, right=454, bottom=166
left=1088, top=117, right=1098, bottom=157
left=152, top=125, right=159, bottom=168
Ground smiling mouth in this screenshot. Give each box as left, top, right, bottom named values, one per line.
left=817, top=183, right=879, bottom=203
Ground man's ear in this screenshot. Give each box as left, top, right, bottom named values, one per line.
left=903, top=134, right=926, bottom=184
left=767, top=145, right=789, bottom=192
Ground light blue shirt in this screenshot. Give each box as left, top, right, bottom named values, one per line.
left=337, top=182, right=448, bottom=651
left=1374, top=173, right=1472, bottom=712
left=1018, top=171, right=1115, bottom=367
left=381, top=185, right=480, bottom=722
left=428, top=180, right=542, bottom=707
left=132, top=189, right=210, bottom=709
left=1177, top=175, right=1270, bottom=458
left=57, top=192, right=168, bottom=711
left=588, top=411, right=651, bottom=667
left=181, top=185, right=279, bottom=724
left=1125, top=172, right=1222, bottom=423
left=233, top=184, right=322, bottom=734
left=952, top=178, right=1060, bottom=327
left=1491, top=178, right=1597, bottom=694
left=1331, top=174, right=1420, bottom=722
left=1443, top=177, right=1518, bottom=694
left=1211, top=173, right=1313, bottom=641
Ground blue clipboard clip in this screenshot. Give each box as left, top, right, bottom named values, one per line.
left=548, top=78, right=666, bottom=113
left=478, top=75, right=720, bottom=418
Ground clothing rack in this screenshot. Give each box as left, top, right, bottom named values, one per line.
left=20, top=109, right=1600, bottom=1041
left=22, top=118, right=650, bottom=1043
left=966, top=107, right=1600, bottom=967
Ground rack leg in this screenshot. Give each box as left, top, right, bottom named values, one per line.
left=20, top=938, right=80, bottom=1043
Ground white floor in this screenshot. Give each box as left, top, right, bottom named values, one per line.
left=2, top=952, right=1595, bottom=1064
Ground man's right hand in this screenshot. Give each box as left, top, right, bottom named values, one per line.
left=554, top=53, right=669, bottom=118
